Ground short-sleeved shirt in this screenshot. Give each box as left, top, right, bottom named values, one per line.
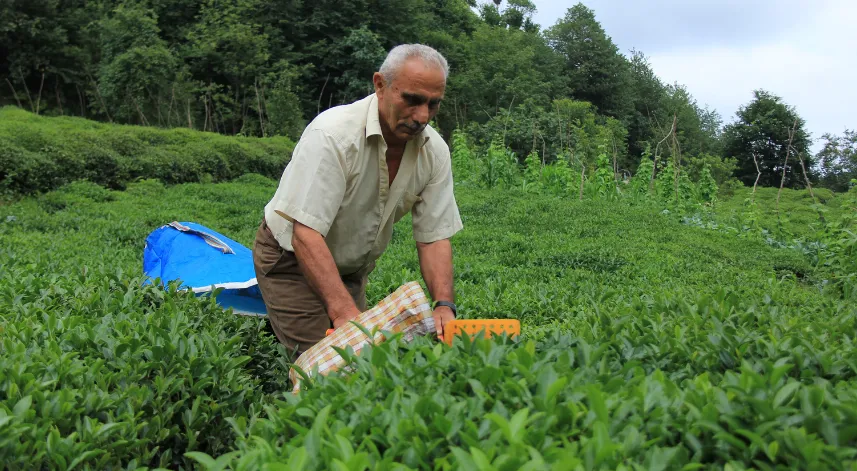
left=263, top=93, right=464, bottom=276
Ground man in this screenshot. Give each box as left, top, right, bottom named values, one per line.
left=252, top=44, right=463, bottom=356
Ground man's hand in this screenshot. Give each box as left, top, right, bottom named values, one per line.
left=432, top=305, right=455, bottom=340
left=331, top=305, right=362, bottom=329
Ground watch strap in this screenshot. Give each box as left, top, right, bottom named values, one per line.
left=432, top=300, right=457, bottom=316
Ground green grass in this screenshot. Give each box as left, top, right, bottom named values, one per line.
left=3, top=174, right=855, bottom=469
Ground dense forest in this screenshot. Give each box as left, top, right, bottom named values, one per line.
left=2, top=0, right=855, bottom=191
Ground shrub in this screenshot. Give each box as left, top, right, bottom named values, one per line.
left=0, top=106, right=294, bottom=196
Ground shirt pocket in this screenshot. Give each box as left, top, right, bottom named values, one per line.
left=394, top=191, right=422, bottom=223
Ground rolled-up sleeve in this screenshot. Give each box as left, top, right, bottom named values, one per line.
left=411, top=147, right=464, bottom=243
left=268, top=128, right=346, bottom=237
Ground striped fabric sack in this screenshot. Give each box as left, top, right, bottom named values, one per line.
left=288, top=281, right=436, bottom=393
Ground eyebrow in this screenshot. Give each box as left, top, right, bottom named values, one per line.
left=402, top=92, right=442, bottom=106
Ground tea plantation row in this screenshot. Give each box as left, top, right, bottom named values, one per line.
left=0, top=106, right=295, bottom=196
left=1, top=176, right=855, bottom=470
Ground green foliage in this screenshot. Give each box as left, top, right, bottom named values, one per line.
left=685, top=152, right=738, bottom=185
left=546, top=4, right=632, bottom=121
left=261, top=61, right=305, bottom=140
left=655, top=161, right=677, bottom=202
left=723, top=89, right=814, bottom=188
left=541, top=151, right=576, bottom=196
left=97, top=3, right=181, bottom=124
left=3, top=170, right=852, bottom=469
left=629, top=147, right=655, bottom=197
left=450, top=128, right=475, bottom=182
left=523, top=150, right=542, bottom=193
left=0, top=107, right=294, bottom=195
left=0, top=0, right=741, bottom=180
left=697, top=164, right=719, bottom=205
left=814, top=181, right=857, bottom=294
left=816, top=130, right=857, bottom=192
left=592, top=148, right=617, bottom=198
left=478, top=139, right=519, bottom=189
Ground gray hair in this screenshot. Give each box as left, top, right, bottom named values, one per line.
left=379, top=44, right=449, bottom=84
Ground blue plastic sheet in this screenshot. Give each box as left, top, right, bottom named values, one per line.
left=143, top=221, right=267, bottom=317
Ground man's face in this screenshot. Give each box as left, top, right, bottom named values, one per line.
left=374, top=59, right=445, bottom=145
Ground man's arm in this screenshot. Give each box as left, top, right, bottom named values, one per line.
left=292, top=221, right=361, bottom=328
left=416, top=238, right=455, bottom=337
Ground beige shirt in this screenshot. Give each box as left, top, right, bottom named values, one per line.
left=264, top=93, right=463, bottom=276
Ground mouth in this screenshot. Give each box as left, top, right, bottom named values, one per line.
left=399, top=124, right=423, bottom=135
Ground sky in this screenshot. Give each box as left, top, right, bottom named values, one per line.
left=529, top=0, right=857, bottom=153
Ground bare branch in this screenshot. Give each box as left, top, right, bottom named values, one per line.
left=650, top=114, right=676, bottom=193
left=54, top=75, right=63, bottom=116
left=776, top=119, right=798, bottom=213
left=5, top=78, right=23, bottom=108
left=255, top=77, right=266, bottom=137
left=87, top=73, right=112, bottom=122
left=751, top=151, right=762, bottom=203
left=796, top=150, right=817, bottom=204
left=17, top=67, right=34, bottom=112
left=317, top=73, right=330, bottom=116
left=75, top=83, right=85, bottom=117
left=36, top=72, right=45, bottom=115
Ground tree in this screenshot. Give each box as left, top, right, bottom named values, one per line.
left=545, top=4, right=632, bottom=123
left=723, top=89, right=814, bottom=188
left=480, top=0, right=539, bottom=32
left=625, top=50, right=667, bottom=162
left=98, top=4, right=180, bottom=125
left=447, top=22, right=565, bottom=130
left=816, top=130, right=857, bottom=192
left=1, top=0, right=102, bottom=116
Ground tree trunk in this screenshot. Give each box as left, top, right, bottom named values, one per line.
left=186, top=98, right=193, bottom=129
left=255, top=77, right=266, bottom=137
left=751, top=151, right=761, bottom=203
left=317, top=73, right=330, bottom=116
left=36, top=72, right=45, bottom=115
left=54, top=75, right=64, bottom=115
left=17, top=67, right=34, bottom=112
left=776, top=119, right=798, bottom=214
left=5, top=78, right=23, bottom=108
left=75, top=83, right=85, bottom=117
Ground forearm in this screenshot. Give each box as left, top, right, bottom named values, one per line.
left=416, top=238, right=455, bottom=303
left=292, top=222, right=358, bottom=320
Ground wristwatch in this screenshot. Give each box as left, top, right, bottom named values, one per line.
left=432, top=300, right=457, bottom=316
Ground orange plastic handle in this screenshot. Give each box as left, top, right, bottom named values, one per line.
left=442, top=319, right=520, bottom=345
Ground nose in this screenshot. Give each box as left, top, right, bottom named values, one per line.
left=412, top=104, right=430, bottom=125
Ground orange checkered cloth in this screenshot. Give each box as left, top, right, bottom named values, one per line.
left=288, top=281, right=436, bottom=393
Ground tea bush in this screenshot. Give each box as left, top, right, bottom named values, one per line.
left=0, top=107, right=294, bottom=196
left=1, top=173, right=855, bottom=469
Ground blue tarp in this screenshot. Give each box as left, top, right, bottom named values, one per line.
left=143, top=221, right=267, bottom=317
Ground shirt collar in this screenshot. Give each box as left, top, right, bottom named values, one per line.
left=366, top=94, right=430, bottom=148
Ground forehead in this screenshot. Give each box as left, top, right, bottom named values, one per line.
left=391, top=59, right=445, bottom=97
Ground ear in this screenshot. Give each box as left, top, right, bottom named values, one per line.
left=372, top=72, right=386, bottom=96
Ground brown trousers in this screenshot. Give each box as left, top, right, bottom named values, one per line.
left=252, top=219, right=368, bottom=356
